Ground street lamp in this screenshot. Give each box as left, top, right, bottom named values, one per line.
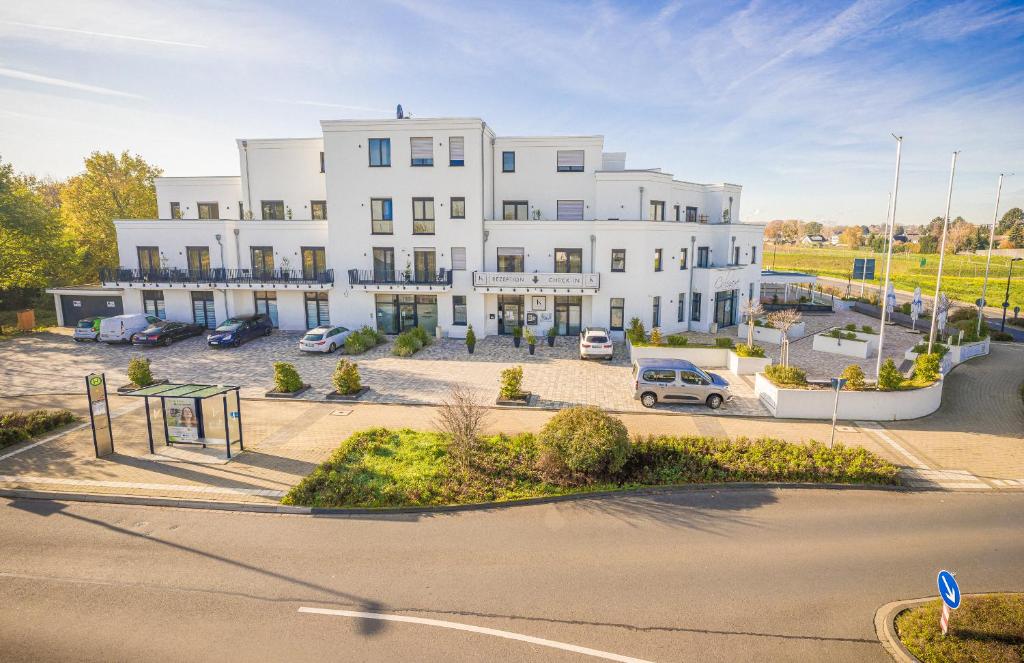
left=1001, top=258, right=1022, bottom=332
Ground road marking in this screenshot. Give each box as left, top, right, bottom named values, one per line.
left=854, top=421, right=927, bottom=469
left=297, top=606, right=655, bottom=663
left=0, top=402, right=143, bottom=462
left=0, top=475, right=285, bottom=498
left=899, top=469, right=990, bottom=490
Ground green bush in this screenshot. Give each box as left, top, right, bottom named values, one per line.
left=734, top=343, right=765, bottom=358
left=714, top=337, right=734, bottom=348
left=410, top=326, right=432, bottom=346
left=273, top=362, right=303, bottom=393
left=345, top=326, right=382, bottom=355
left=547, top=327, right=556, bottom=338
left=991, top=331, right=1014, bottom=342
left=499, top=365, right=524, bottom=400
left=764, top=364, right=807, bottom=387
left=332, top=359, right=362, bottom=395
left=126, top=357, right=153, bottom=387
left=465, top=324, right=476, bottom=347
left=649, top=327, right=663, bottom=345
left=861, top=325, right=874, bottom=334
left=626, top=317, right=646, bottom=344
left=877, top=358, right=903, bottom=391
left=913, top=353, right=941, bottom=383
left=537, top=406, right=630, bottom=485
left=666, top=334, right=689, bottom=347
left=948, top=307, right=976, bottom=322
left=0, top=409, right=76, bottom=449
left=844, top=323, right=857, bottom=332
left=524, top=328, right=537, bottom=346
left=512, top=326, right=522, bottom=339
left=912, top=341, right=948, bottom=357
left=899, top=302, right=911, bottom=315
left=839, top=364, right=865, bottom=390
left=392, top=327, right=430, bottom=356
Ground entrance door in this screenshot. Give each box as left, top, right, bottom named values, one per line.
left=554, top=296, right=582, bottom=335
left=399, top=296, right=417, bottom=332
left=191, top=292, right=216, bottom=329
left=715, top=289, right=737, bottom=328
left=497, top=295, right=524, bottom=335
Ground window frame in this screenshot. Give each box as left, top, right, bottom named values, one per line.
left=679, top=247, right=688, bottom=270
left=556, top=149, right=585, bottom=172
left=319, top=151, right=325, bottom=173
left=261, top=200, right=285, bottom=220
left=450, top=196, right=466, bottom=219
left=697, top=246, right=710, bottom=268
left=610, top=297, right=624, bottom=331
left=751, top=246, right=757, bottom=264
left=250, top=246, right=274, bottom=273
left=137, top=246, right=160, bottom=272
left=452, top=295, right=467, bottom=326
left=690, top=293, right=702, bottom=322
left=368, top=138, right=391, bottom=167
left=410, top=137, right=434, bottom=167
left=197, top=202, right=219, bottom=219
left=686, top=206, right=698, bottom=223
left=502, top=200, right=529, bottom=221
left=370, top=198, right=394, bottom=235
left=673, top=204, right=680, bottom=221
left=554, top=248, right=583, bottom=274
left=649, top=200, right=665, bottom=221
left=653, top=248, right=663, bottom=272
left=610, top=249, right=626, bottom=273
left=451, top=247, right=467, bottom=271
left=310, top=200, right=327, bottom=220
left=652, top=295, right=661, bottom=328
left=556, top=199, right=585, bottom=221
left=677, top=294, right=686, bottom=322
left=169, top=202, right=181, bottom=219
left=502, top=151, right=515, bottom=173
left=412, top=197, right=435, bottom=235
left=448, top=136, right=465, bottom=167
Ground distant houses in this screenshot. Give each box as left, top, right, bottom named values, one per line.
left=800, top=234, right=828, bottom=246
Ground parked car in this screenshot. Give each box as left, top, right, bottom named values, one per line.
left=99, top=314, right=163, bottom=344
left=579, top=327, right=614, bottom=360
left=73, top=316, right=104, bottom=342
left=299, top=325, right=352, bottom=353
left=131, top=321, right=205, bottom=347
left=631, top=358, right=731, bottom=409
left=207, top=314, right=273, bottom=348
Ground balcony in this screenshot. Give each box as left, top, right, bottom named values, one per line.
left=472, top=271, right=600, bottom=294
left=100, top=267, right=334, bottom=288
left=347, top=269, right=453, bottom=291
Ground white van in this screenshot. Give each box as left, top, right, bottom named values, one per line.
left=99, top=314, right=162, bottom=344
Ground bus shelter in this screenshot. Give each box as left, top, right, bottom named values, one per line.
left=122, top=383, right=244, bottom=459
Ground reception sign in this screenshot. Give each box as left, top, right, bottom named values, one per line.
left=164, top=397, right=200, bottom=443
left=473, top=272, right=600, bottom=289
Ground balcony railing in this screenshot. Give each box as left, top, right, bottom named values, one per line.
left=347, top=269, right=453, bottom=286
left=100, top=267, right=334, bottom=286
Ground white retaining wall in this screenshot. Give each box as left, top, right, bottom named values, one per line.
left=755, top=373, right=943, bottom=421
left=735, top=321, right=806, bottom=345
left=628, top=341, right=772, bottom=375
left=812, top=332, right=872, bottom=358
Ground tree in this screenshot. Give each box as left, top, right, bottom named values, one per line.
left=840, top=226, right=861, bottom=249
left=948, top=220, right=976, bottom=253
left=766, top=309, right=801, bottom=366
left=60, top=151, right=161, bottom=283
left=780, top=219, right=801, bottom=243
left=0, top=157, right=68, bottom=289
left=997, top=207, right=1022, bottom=235
left=1006, top=221, right=1024, bottom=249
left=803, top=221, right=823, bottom=236
left=918, top=234, right=938, bottom=253
left=742, top=300, right=764, bottom=348
left=764, top=219, right=785, bottom=242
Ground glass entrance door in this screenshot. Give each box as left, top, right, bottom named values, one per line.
left=191, top=292, right=216, bottom=329
left=554, top=296, right=582, bottom=336
left=714, top=289, right=737, bottom=328
left=399, top=299, right=417, bottom=332
left=497, top=295, right=524, bottom=335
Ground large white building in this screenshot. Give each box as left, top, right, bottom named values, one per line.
left=98, top=115, right=764, bottom=338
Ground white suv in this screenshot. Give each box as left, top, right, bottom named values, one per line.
left=579, top=327, right=614, bottom=360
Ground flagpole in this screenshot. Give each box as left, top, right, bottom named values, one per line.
left=977, top=173, right=1009, bottom=336
left=928, top=151, right=959, bottom=354
left=875, top=135, right=902, bottom=379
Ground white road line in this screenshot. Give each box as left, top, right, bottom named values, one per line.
left=297, top=606, right=656, bottom=663
left=0, top=403, right=142, bottom=462
left=0, top=475, right=285, bottom=498
left=854, top=421, right=928, bottom=469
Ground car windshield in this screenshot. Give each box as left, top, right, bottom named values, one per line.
left=304, top=333, right=324, bottom=341
left=76, top=320, right=94, bottom=328
left=216, top=323, right=242, bottom=332
left=139, top=325, right=163, bottom=334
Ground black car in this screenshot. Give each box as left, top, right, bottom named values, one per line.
left=131, top=321, right=205, bottom=346
left=207, top=314, right=273, bottom=348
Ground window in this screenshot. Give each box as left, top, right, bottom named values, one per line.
left=556, top=200, right=584, bottom=221
left=451, top=247, right=467, bottom=271
left=311, top=200, right=327, bottom=220
left=497, top=247, right=524, bottom=273
left=686, top=206, right=698, bottom=223
left=749, top=282, right=755, bottom=302
left=413, top=249, right=437, bottom=283
left=679, top=247, right=688, bottom=270
left=673, top=205, right=680, bottom=221
left=502, top=151, right=515, bottom=173
left=169, top=202, right=181, bottom=219
left=305, top=292, right=330, bottom=328
left=197, top=202, right=219, bottom=219
left=751, top=246, right=757, bottom=264
left=186, top=247, right=210, bottom=273
left=642, top=369, right=675, bottom=383
left=610, top=297, right=624, bottom=331
left=412, top=197, right=435, bottom=234
left=697, top=246, right=710, bottom=268
left=450, top=197, right=466, bottom=219
left=191, top=291, right=216, bottom=329
left=611, top=249, right=626, bottom=272
left=261, top=200, right=285, bottom=220
left=680, top=370, right=708, bottom=386
left=649, top=200, right=665, bottom=221
left=502, top=200, right=528, bottom=220
left=691, top=293, right=702, bottom=322
left=556, top=149, right=584, bottom=172
left=371, top=198, right=393, bottom=234
left=373, top=247, right=395, bottom=281
left=410, top=137, right=433, bottom=166
left=677, top=294, right=686, bottom=322
left=319, top=151, right=325, bottom=173
left=137, top=246, right=160, bottom=273
left=301, top=247, right=327, bottom=280
left=368, top=138, right=391, bottom=167
left=142, top=290, right=165, bottom=319
left=554, top=248, right=583, bottom=273
left=449, top=137, right=464, bottom=166
left=653, top=248, right=663, bottom=272
left=250, top=246, right=274, bottom=274
left=452, top=295, right=467, bottom=325
left=652, top=296, right=661, bottom=328
left=254, top=291, right=278, bottom=327
left=238, top=201, right=245, bottom=220
left=734, top=246, right=741, bottom=265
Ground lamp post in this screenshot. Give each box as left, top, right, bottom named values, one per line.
left=1002, top=258, right=1022, bottom=332
left=928, top=151, right=960, bottom=355
left=875, top=135, right=902, bottom=378
left=978, top=173, right=1011, bottom=336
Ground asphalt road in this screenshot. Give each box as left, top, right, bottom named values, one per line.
left=3, top=491, right=1023, bottom=662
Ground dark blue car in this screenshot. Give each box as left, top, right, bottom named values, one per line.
left=207, top=314, right=273, bottom=348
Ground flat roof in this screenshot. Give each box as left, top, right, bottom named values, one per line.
left=761, top=269, right=819, bottom=284
left=124, top=383, right=239, bottom=398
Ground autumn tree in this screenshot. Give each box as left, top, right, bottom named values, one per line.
left=840, top=226, right=862, bottom=248
left=0, top=158, right=68, bottom=289
left=996, top=207, right=1022, bottom=235
left=803, top=221, right=823, bottom=236
left=947, top=219, right=977, bottom=253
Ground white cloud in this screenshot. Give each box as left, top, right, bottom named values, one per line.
left=0, top=20, right=207, bottom=49
left=0, top=66, right=144, bottom=99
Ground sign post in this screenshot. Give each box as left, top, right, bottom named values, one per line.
left=829, top=377, right=847, bottom=449
left=85, top=373, right=114, bottom=457
left=852, top=258, right=875, bottom=297
left=937, top=569, right=961, bottom=636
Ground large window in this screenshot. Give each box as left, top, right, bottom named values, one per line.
left=652, top=296, right=661, bottom=328
left=556, top=149, right=584, bottom=172
left=412, top=197, right=435, bottom=234
left=301, top=247, right=327, bottom=280
left=691, top=293, right=702, bottom=322
left=502, top=200, right=528, bottom=220
left=611, top=249, right=626, bottom=272
left=679, top=247, right=688, bottom=270
left=371, top=198, right=393, bottom=234
left=686, top=206, right=698, bottom=223
left=137, top=246, right=160, bottom=273
left=310, top=200, right=327, bottom=220
left=169, top=202, right=181, bottom=219
left=410, top=137, right=433, bottom=166
left=653, top=248, right=663, bottom=272
left=554, top=248, right=583, bottom=273
left=250, top=246, right=274, bottom=274
left=452, top=295, right=467, bottom=326
left=450, top=196, right=465, bottom=219
left=305, top=292, right=329, bottom=329
left=261, top=200, right=285, bottom=220
left=449, top=137, right=464, bottom=166
left=649, top=200, right=665, bottom=221
left=556, top=200, right=584, bottom=221
left=502, top=151, right=515, bottom=173
left=186, top=246, right=210, bottom=273
left=197, top=202, right=219, bottom=219
left=142, top=290, right=165, bottom=319
left=368, top=138, right=391, bottom=167
left=375, top=294, right=437, bottom=334
left=697, top=246, right=710, bottom=268
left=413, top=249, right=436, bottom=283
left=192, top=291, right=215, bottom=329
left=497, top=247, right=524, bottom=273
left=610, top=297, right=624, bottom=331
left=373, top=247, right=395, bottom=281
left=254, top=291, right=278, bottom=327
left=451, top=247, right=467, bottom=271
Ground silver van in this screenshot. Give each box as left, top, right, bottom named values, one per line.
left=631, top=358, right=731, bottom=409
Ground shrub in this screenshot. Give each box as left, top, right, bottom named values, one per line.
left=715, top=337, right=734, bottom=348
left=273, top=362, right=303, bottom=393
left=626, top=317, right=646, bottom=344
left=764, top=364, right=807, bottom=387
left=392, top=327, right=430, bottom=356
left=899, top=302, right=911, bottom=315
left=332, top=359, right=361, bottom=395
left=844, top=323, right=857, bottom=331
left=911, top=341, right=948, bottom=357
left=410, top=326, right=432, bottom=346
left=948, top=307, right=975, bottom=322
left=0, top=409, right=76, bottom=449
left=512, top=326, right=522, bottom=339
left=537, top=406, right=630, bottom=485
left=499, top=365, right=524, bottom=400
left=991, top=331, right=1014, bottom=342
left=913, top=353, right=941, bottom=383
left=345, top=326, right=382, bottom=355
left=666, top=334, right=689, bottom=347
left=465, top=324, right=476, bottom=347
left=649, top=327, right=663, bottom=345
left=877, top=358, right=903, bottom=391
left=547, top=327, right=556, bottom=338
left=344, top=333, right=368, bottom=354
left=861, top=325, right=874, bottom=333
left=524, top=328, right=537, bottom=346
left=753, top=318, right=765, bottom=327
left=434, top=384, right=489, bottom=468
left=126, top=357, right=153, bottom=387
left=840, top=364, right=865, bottom=390
left=734, top=343, right=765, bottom=358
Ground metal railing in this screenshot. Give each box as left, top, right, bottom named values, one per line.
left=100, top=267, right=334, bottom=286
left=347, top=269, right=453, bottom=286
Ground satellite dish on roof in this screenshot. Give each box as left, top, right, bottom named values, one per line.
left=396, top=104, right=404, bottom=119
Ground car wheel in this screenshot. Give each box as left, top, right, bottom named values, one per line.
left=706, top=394, right=723, bottom=410
left=232, top=339, right=241, bottom=348
left=328, top=343, right=336, bottom=353
left=641, top=392, right=657, bottom=408
left=73, top=338, right=81, bottom=343
left=163, top=337, right=172, bottom=347
left=264, top=327, right=272, bottom=336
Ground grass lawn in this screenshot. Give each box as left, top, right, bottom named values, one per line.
left=896, top=594, right=1024, bottom=663
left=766, top=245, right=1024, bottom=309
left=282, top=428, right=900, bottom=508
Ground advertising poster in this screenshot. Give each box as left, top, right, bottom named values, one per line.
left=165, top=397, right=200, bottom=443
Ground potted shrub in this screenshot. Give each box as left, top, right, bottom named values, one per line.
left=649, top=327, right=663, bottom=346
left=525, top=328, right=537, bottom=355
left=327, top=358, right=367, bottom=400
left=496, top=365, right=530, bottom=405
left=465, top=324, right=476, bottom=354
left=512, top=326, right=522, bottom=348
left=119, top=356, right=168, bottom=392
left=546, top=327, right=556, bottom=347
left=267, top=361, right=309, bottom=398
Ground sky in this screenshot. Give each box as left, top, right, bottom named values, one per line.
left=1, top=0, right=1023, bottom=228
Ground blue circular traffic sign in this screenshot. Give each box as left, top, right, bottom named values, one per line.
left=937, top=570, right=960, bottom=610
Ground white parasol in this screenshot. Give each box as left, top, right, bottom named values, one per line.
left=936, top=293, right=951, bottom=337
left=885, top=282, right=897, bottom=317
left=910, top=287, right=923, bottom=330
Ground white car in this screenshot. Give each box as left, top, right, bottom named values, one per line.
left=579, top=327, right=614, bottom=360
left=299, top=325, right=351, bottom=353
left=99, top=314, right=163, bottom=344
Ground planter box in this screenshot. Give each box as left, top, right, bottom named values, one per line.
left=755, top=373, right=942, bottom=421
left=728, top=351, right=772, bottom=375
left=117, top=378, right=168, bottom=394
left=948, top=338, right=990, bottom=365
left=495, top=391, right=534, bottom=407
left=812, top=333, right=871, bottom=358
left=325, top=387, right=369, bottom=401
left=628, top=340, right=730, bottom=367
left=735, top=321, right=806, bottom=345
left=832, top=299, right=856, bottom=312
left=264, top=384, right=311, bottom=398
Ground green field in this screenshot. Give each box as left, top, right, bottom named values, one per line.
left=766, top=245, right=1024, bottom=311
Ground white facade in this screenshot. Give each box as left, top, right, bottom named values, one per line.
left=102, top=116, right=764, bottom=337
